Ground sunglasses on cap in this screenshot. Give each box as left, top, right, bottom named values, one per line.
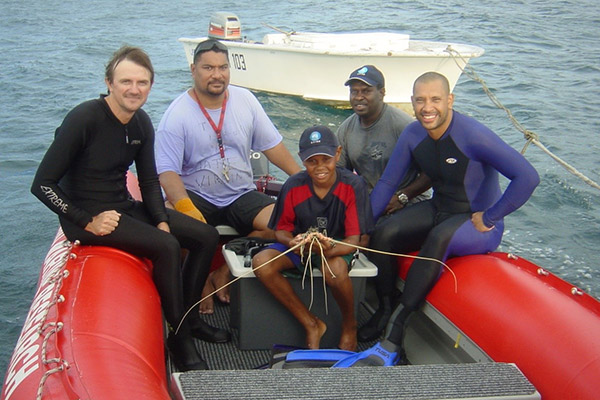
left=193, top=39, right=228, bottom=59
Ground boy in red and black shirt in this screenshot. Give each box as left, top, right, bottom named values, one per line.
left=253, top=125, right=374, bottom=351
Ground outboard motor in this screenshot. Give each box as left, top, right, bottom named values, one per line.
left=208, top=12, right=242, bottom=41
left=250, top=150, right=282, bottom=196
left=250, top=150, right=268, bottom=178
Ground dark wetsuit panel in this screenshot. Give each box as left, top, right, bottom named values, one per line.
left=31, top=97, right=218, bottom=329
left=31, top=97, right=167, bottom=227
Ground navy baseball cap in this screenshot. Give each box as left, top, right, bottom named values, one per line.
left=344, top=65, right=385, bottom=88
left=298, top=126, right=339, bottom=161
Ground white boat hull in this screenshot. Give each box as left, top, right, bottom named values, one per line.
left=179, top=33, right=484, bottom=109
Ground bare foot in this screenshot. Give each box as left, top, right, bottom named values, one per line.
left=199, top=278, right=215, bottom=314
left=338, top=323, right=357, bottom=351
left=210, top=264, right=231, bottom=304
left=305, top=318, right=327, bottom=349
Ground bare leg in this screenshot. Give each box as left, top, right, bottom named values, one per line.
left=253, top=249, right=327, bottom=349
left=324, top=257, right=357, bottom=351
left=248, top=204, right=276, bottom=240
left=199, top=277, right=215, bottom=314
left=207, top=264, right=231, bottom=304
left=208, top=204, right=277, bottom=305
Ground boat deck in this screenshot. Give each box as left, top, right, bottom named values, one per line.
left=175, top=362, right=538, bottom=400
left=193, top=298, right=380, bottom=370
left=176, top=284, right=539, bottom=399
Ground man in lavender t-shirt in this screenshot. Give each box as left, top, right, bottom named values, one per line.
left=155, top=39, right=301, bottom=314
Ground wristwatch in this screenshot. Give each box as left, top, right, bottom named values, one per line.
left=397, top=192, right=409, bottom=206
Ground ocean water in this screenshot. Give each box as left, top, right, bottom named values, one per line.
left=1, top=0, right=598, bottom=376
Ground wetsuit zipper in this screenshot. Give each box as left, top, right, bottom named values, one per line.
left=433, top=138, right=442, bottom=214
left=434, top=139, right=441, bottom=183
left=123, top=125, right=130, bottom=172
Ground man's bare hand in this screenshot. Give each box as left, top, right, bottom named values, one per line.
left=85, top=210, right=121, bottom=236
left=471, top=211, right=494, bottom=232
left=384, top=196, right=405, bottom=215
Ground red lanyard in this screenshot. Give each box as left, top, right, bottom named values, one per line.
left=191, top=89, right=228, bottom=160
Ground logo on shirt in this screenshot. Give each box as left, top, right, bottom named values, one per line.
left=309, top=131, right=322, bottom=144
left=369, top=144, right=384, bottom=160
left=40, top=185, right=68, bottom=213
left=316, top=217, right=328, bottom=231
left=445, top=157, right=458, bottom=164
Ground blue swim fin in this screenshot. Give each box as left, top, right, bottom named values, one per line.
left=331, top=340, right=401, bottom=368
left=284, top=349, right=357, bottom=368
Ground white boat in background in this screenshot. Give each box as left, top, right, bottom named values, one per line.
left=178, top=12, right=485, bottom=110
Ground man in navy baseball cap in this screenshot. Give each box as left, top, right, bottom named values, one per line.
left=344, top=65, right=385, bottom=89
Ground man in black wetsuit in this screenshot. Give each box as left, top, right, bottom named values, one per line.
left=31, top=46, right=228, bottom=371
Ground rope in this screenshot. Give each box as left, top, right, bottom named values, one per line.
left=300, top=239, right=319, bottom=313
left=175, top=233, right=455, bottom=334
left=261, top=22, right=295, bottom=37
left=332, top=239, right=457, bottom=295
left=299, top=229, right=337, bottom=314
left=445, top=45, right=600, bottom=191
left=36, top=362, right=68, bottom=400
left=36, top=241, right=73, bottom=400
left=175, top=240, right=304, bottom=334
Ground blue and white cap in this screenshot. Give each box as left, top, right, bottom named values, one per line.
left=298, top=125, right=339, bottom=161
left=344, top=65, right=385, bottom=88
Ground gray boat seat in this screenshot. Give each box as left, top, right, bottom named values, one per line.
left=223, top=245, right=377, bottom=349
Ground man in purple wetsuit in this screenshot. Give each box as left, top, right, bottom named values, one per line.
left=336, top=71, right=539, bottom=367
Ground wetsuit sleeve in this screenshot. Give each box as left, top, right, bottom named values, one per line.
left=30, top=109, right=95, bottom=228
left=370, top=134, right=413, bottom=220
left=134, top=114, right=169, bottom=226
left=467, top=130, right=540, bottom=227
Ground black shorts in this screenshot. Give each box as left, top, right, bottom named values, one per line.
left=187, top=190, right=275, bottom=236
